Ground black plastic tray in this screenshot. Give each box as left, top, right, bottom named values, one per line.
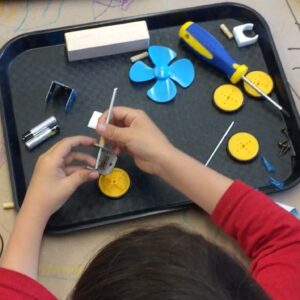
left=1, top=3, right=300, bottom=233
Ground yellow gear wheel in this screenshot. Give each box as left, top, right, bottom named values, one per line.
left=243, top=71, right=274, bottom=98
left=98, top=168, right=130, bottom=199
left=227, top=132, right=259, bottom=162
left=213, top=84, right=244, bottom=112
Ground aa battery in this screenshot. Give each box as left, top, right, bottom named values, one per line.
left=22, top=116, right=57, bottom=142
left=25, top=125, right=60, bottom=151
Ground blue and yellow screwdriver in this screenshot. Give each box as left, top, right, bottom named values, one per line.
left=179, top=21, right=290, bottom=117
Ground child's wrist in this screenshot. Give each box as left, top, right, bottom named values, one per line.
left=154, top=145, right=180, bottom=178
left=21, top=196, right=51, bottom=226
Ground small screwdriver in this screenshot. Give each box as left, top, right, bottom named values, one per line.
left=179, top=21, right=290, bottom=117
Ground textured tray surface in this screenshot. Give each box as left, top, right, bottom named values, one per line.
left=1, top=8, right=297, bottom=232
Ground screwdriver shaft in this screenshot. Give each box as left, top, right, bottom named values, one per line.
left=242, top=76, right=289, bottom=117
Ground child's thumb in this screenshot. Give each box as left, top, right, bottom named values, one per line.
left=68, top=169, right=99, bottom=191
left=96, top=123, right=130, bottom=144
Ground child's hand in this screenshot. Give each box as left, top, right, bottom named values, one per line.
left=96, top=107, right=174, bottom=175
left=22, top=136, right=99, bottom=220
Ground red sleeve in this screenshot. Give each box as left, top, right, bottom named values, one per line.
left=211, top=180, right=300, bottom=300
left=0, top=267, right=57, bottom=300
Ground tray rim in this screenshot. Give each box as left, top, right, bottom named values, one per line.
left=1, top=2, right=300, bottom=233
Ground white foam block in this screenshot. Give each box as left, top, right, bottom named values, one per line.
left=65, top=21, right=150, bottom=61
left=88, top=111, right=102, bottom=129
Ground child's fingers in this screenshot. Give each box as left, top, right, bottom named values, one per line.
left=104, top=140, right=123, bottom=155
left=96, top=123, right=131, bottom=144
left=68, top=169, right=99, bottom=188
left=65, top=166, right=98, bottom=176
left=64, top=152, right=96, bottom=167
left=112, top=145, right=122, bottom=156
left=50, top=136, right=97, bottom=159
left=98, top=106, right=140, bottom=128
left=65, top=166, right=84, bottom=175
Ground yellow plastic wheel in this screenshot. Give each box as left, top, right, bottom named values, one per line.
left=227, top=132, right=259, bottom=162
left=243, top=71, right=274, bottom=98
left=98, top=168, right=130, bottom=199
left=213, top=84, right=244, bottom=112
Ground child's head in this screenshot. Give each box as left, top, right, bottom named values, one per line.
left=71, top=225, right=269, bottom=300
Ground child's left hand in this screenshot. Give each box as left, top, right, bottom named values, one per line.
left=22, top=136, right=99, bottom=221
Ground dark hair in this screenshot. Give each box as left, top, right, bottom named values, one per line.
left=71, top=225, right=269, bottom=300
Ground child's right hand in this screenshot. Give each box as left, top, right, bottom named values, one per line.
left=97, top=106, right=233, bottom=215
left=96, top=107, right=174, bottom=175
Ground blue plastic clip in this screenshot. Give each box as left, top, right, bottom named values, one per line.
left=45, top=81, right=77, bottom=113
left=261, top=156, right=275, bottom=173
left=291, top=208, right=300, bottom=219
left=269, top=177, right=284, bottom=190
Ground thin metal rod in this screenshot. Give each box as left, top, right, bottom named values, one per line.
left=106, top=88, right=118, bottom=124
left=242, top=76, right=282, bottom=110
left=205, top=121, right=235, bottom=167
left=95, top=88, right=118, bottom=169
left=242, top=76, right=290, bottom=117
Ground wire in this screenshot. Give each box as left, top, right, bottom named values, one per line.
left=0, top=233, right=3, bottom=257
left=289, top=82, right=300, bottom=101
left=285, top=2, right=300, bottom=77
left=285, top=0, right=300, bottom=32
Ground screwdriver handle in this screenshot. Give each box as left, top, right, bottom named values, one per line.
left=179, top=21, right=248, bottom=84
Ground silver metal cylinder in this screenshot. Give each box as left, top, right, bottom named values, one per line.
left=25, top=125, right=60, bottom=150
left=22, top=116, right=57, bottom=141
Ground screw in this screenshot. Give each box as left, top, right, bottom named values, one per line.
left=281, top=128, right=290, bottom=141
left=280, top=145, right=291, bottom=156
left=279, top=146, right=285, bottom=156
left=278, top=140, right=289, bottom=147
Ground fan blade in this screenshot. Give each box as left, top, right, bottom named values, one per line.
left=149, top=45, right=177, bottom=67
left=147, top=78, right=177, bottom=103
left=169, top=59, right=195, bottom=88
left=129, top=61, right=155, bottom=82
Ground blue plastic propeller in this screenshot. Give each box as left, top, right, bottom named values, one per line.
left=129, top=45, right=195, bottom=103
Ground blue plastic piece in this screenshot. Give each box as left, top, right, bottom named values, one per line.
left=129, top=45, right=195, bottom=103
left=148, top=46, right=177, bottom=66
left=170, top=59, right=195, bottom=88
left=147, top=78, right=177, bottom=103
left=261, top=156, right=275, bottom=173
left=45, top=81, right=76, bottom=113
left=269, top=177, right=285, bottom=190
left=129, top=61, right=155, bottom=82
left=291, top=208, right=300, bottom=219
left=65, top=89, right=77, bottom=113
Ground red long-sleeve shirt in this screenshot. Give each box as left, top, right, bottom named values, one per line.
left=1, top=181, right=300, bottom=299
left=211, top=181, right=300, bottom=299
